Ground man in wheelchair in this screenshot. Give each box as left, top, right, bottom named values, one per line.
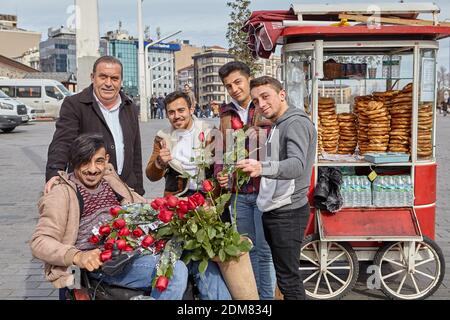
left=30, top=134, right=230, bottom=300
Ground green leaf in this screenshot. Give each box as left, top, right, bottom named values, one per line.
left=219, top=248, right=226, bottom=262
left=157, top=226, right=173, bottom=237
left=202, top=242, right=215, bottom=259
left=184, top=239, right=199, bottom=250
left=232, top=232, right=241, bottom=244
left=224, top=245, right=240, bottom=257
left=207, top=226, right=216, bottom=239
left=189, top=222, right=198, bottom=234
left=238, top=239, right=253, bottom=252
left=196, top=229, right=206, bottom=243
left=182, top=253, right=193, bottom=265
left=166, top=264, right=174, bottom=279
left=198, top=259, right=208, bottom=274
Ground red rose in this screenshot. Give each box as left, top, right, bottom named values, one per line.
left=141, top=234, right=155, bottom=248
left=112, top=219, right=126, bottom=229
left=109, top=206, right=122, bottom=217
left=124, top=245, right=134, bottom=252
left=192, top=192, right=205, bottom=206
left=202, top=179, right=214, bottom=192
left=231, top=116, right=244, bottom=130
left=104, top=238, right=115, bottom=250
left=176, top=201, right=189, bottom=219
left=132, top=228, right=144, bottom=238
left=116, top=239, right=127, bottom=250
left=100, top=250, right=112, bottom=262
left=199, top=131, right=205, bottom=142
left=88, top=235, right=100, bottom=244
left=99, top=225, right=111, bottom=236
left=118, top=227, right=130, bottom=237
left=187, top=197, right=198, bottom=210
left=151, top=198, right=166, bottom=210
left=158, top=209, right=174, bottom=223
left=155, top=240, right=166, bottom=253
left=165, top=195, right=179, bottom=208
left=155, top=275, right=169, bottom=292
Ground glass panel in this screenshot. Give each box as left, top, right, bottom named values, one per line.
left=16, top=86, right=41, bottom=98
left=284, top=50, right=312, bottom=113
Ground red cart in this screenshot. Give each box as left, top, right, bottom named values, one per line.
left=246, top=2, right=449, bottom=299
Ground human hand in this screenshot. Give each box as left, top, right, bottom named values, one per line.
left=236, top=159, right=262, bottom=178
left=44, top=176, right=60, bottom=194
left=217, top=171, right=229, bottom=188
left=157, top=140, right=172, bottom=167
left=72, top=249, right=103, bottom=272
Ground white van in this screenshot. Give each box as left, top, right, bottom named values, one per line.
left=0, top=79, right=72, bottom=119
left=0, top=89, right=29, bottom=123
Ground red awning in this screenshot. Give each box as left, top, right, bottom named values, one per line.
left=242, top=10, right=297, bottom=59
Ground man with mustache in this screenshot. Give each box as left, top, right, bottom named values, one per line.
left=44, top=56, right=144, bottom=196
left=146, top=90, right=231, bottom=300
left=31, top=134, right=188, bottom=299
left=215, top=61, right=276, bottom=300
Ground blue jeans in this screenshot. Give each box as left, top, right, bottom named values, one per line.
left=188, top=261, right=232, bottom=300
left=230, top=193, right=276, bottom=299
left=90, top=254, right=188, bottom=300
left=156, top=108, right=164, bottom=119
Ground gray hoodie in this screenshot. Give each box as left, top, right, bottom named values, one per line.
left=257, top=107, right=317, bottom=213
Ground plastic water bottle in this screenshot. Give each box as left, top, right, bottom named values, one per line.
left=379, top=176, right=387, bottom=206
left=364, top=178, right=372, bottom=206
left=355, top=176, right=362, bottom=207
left=404, top=176, right=413, bottom=205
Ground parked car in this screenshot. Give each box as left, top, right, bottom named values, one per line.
left=0, top=101, right=22, bottom=133
left=0, top=89, right=29, bottom=123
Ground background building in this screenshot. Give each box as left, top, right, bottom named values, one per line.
left=193, top=46, right=233, bottom=106
left=177, top=64, right=194, bottom=90
left=0, top=14, right=41, bottom=59
left=148, top=42, right=181, bottom=97
left=39, top=27, right=76, bottom=73
left=0, top=54, right=38, bottom=78
left=255, top=55, right=282, bottom=80
left=13, top=47, right=40, bottom=70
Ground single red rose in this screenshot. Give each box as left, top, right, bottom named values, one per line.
left=199, top=131, right=205, bottom=142
left=112, top=219, right=126, bottom=230
left=116, top=239, right=127, bottom=250
left=100, top=250, right=112, bottom=262
left=155, top=275, right=169, bottom=292
left=104, top=238, right=115, bottom=250
left=99, top=225, right=111, bottom=236
left=165, top=195, right=179, bottom=208
left=202, top=179, right=214, bottom=192
left=109, top=206, right=122, bottom=217
left=118, top=227, right=130, bottom=237
left=132, top=228, right=144, bottom=238
left=124, top=245, right=134, bottom=252
left=187, top=197, right=198, bottom=210
left=158, top=209, right=174, bottom=223
left=231, top=116, right=244, bottom=130
left=151, top=198, right=166, bottom=210
left=155, top=240, right=166, bottom=253
left=88, top=235, right=100, bottom=244
left=192, top=192, right=205, bottom=206
left=141, top=234, right=155, bottom=248
left=176, top=201, right=189, bottom=219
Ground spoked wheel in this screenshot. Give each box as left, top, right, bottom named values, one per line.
left=300, top=235, right=359, bottom=299
left=374, top=236, right=445, bottom=300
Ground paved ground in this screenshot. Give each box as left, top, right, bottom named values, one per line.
left=0, top=117, right=448, bottom=300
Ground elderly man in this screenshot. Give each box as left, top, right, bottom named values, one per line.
left=31, top=134, right=188, bottom=299
left=45, top=56, right=144, bottom=195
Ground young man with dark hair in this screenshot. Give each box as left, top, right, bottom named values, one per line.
left=145, top=91, right=231, bottom=300
left=216, top=61, right=276, bottom=300
left=237, top=76, right=317, bottom=300
left=31, top=134, right=188, bottom=299
left=45, top=55, right=144, bottom=195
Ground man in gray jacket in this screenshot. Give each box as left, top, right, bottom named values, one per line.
left=237, top=76, right=316, bottom=300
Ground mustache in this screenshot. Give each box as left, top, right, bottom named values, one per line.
left=81, top=169, right=101, bottom=176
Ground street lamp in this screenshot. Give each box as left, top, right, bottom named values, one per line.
left=147, top=57, right=175, bottom=101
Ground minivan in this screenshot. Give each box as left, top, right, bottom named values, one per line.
left=0, top=79, right=72, bottom=119
left=0, top=89, right=29, bottom=123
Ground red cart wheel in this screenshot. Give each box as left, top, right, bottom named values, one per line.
left=300, top=234, right=359, bottom=299
left=374, top=236, right=445, bottom=300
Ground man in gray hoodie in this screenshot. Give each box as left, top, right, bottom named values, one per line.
left=237, top=76, right=316, bottom=300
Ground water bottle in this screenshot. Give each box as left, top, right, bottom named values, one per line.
left=341, top=177, right=348, bottom=207
left=380, top=176, right=387, bottom=207
left=354, top=176, right=362, bottom=207
left=404, top=176, right=413, bottom=205
left=364, top=178, right=372, bottom=206
left=372, top=178, right=379, bottom=206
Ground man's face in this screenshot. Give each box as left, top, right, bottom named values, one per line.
left=184, top=85, right=190, bottom=92
left=222, top=71, right=251, bottom=105
left=251, top=85, right=286, bottom=120
left=166, top=97, right=193, bottom=130
left=91, top=62, right=122, bottom=104
left=74, top=147, right=110, bottom=189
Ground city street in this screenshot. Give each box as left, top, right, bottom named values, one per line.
left=0, top=117, right=448, bottom=300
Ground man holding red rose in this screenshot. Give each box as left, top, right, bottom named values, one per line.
left=216, top=61, right=276, bottom=300
left=31, top=134, right=188, bottom=299
left=145, top=91, right=231, bottom=300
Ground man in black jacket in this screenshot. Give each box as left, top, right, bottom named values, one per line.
left=45, top=56, right=144, bottom=195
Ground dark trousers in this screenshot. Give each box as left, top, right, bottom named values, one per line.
left=262, top=203, right=309, bottom=300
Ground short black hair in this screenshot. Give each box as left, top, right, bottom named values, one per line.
left=250, top=76, right=283, bottom=93
left=93, top=56, right=123, bottom=79
left=164, top=91, right=192, bottom=109
left=218, top=61, right=251, bottom=81
left=70, top=134, right=106, bottom=169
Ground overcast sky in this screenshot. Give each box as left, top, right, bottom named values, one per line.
left=2, top=0, right=450, bottom=69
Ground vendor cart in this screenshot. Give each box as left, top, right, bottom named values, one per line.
left=245, top=2, right=450, bottom=299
